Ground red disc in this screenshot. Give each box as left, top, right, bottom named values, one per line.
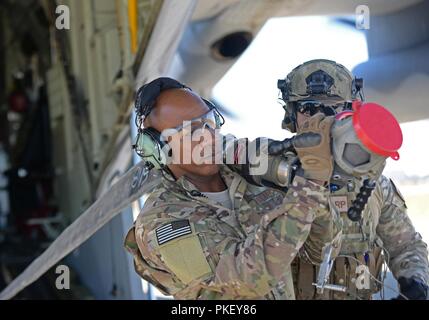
left=352, top=102, right=403, bottom=160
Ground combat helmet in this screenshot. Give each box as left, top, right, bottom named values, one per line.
left=277, top=59, right=363, bottom=132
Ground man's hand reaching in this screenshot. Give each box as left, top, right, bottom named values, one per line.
left=293, top=113, right=335, bottom=185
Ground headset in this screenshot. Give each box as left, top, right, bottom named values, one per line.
left=133, top=77, right=225, bottom=175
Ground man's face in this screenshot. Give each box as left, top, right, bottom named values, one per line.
left=296, top=110, right=311, bottom=130
left=143, top=88, right=221, bottom=178
left=295, top=98, right=344, bottom=130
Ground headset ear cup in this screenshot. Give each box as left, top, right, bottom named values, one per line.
left=139, top=128, right=169, bottom=169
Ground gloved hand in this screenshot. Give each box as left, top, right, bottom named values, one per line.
left=292, top=113, right=335, bottom=184
left=393, top=277, right=428, bottom=300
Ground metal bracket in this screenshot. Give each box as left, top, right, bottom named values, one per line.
left=313, top=244, right=347, bottom=294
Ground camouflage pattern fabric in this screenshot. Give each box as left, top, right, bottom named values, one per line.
left=125, top=163, right=342, bottom=299
left=293, top=174, right=429, bottom=299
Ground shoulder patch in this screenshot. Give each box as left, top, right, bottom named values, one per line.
left=389, top=178, right=407, bottom=208
left=156, top=220, right=192, bottom=245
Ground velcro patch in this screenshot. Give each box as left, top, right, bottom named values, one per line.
left=331, top=195, right=349, bottom=213
left=253, top=191, right=270, bottom=204
left=156, top=220, right=192, bottom=245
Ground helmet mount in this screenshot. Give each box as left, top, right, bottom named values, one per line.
left=278, top=59, right=364, bottom=132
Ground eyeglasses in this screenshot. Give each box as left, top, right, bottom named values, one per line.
left=297, top=101, right=320, bottom=116
left=170, top=109, right=224, bottom=136
left=297, top=101, right=337, bottom=117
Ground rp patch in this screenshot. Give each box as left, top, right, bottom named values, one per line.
left=331, top=195, right=349, bottom=213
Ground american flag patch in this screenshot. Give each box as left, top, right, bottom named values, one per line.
left=156, top=220, right=192, bottom=245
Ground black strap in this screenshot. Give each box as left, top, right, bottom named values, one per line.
left=135, top=77, right=189, bottom=118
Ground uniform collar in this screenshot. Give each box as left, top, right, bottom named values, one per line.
left=160, top=165, right=242, bottom=198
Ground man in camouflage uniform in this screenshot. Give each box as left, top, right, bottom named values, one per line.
left=124, top=77, right=342, bottom=299
left=273, top=59, right=429, bottom=300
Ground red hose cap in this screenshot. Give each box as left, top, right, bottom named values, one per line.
left=351, top=101, right=402, bottom=160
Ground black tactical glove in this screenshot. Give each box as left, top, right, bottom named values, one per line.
left=393, top=277, right=428, bottom=300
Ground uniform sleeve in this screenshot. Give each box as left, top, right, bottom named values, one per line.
left=210, top=175, right=342, bottom=298
left=138, top=175, right=338, bottom=298
left=376, top=175, right=429, bottom=284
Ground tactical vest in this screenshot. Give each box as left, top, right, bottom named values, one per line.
left=293, top=179, right=385, bottom=299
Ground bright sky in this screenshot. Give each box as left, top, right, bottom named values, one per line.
left=384, top=119, right=429, bottom=178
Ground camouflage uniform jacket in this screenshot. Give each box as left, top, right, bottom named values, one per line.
left=293, top=174, right=429, bottom=299
left=124, top=165, right=342, bottom=299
